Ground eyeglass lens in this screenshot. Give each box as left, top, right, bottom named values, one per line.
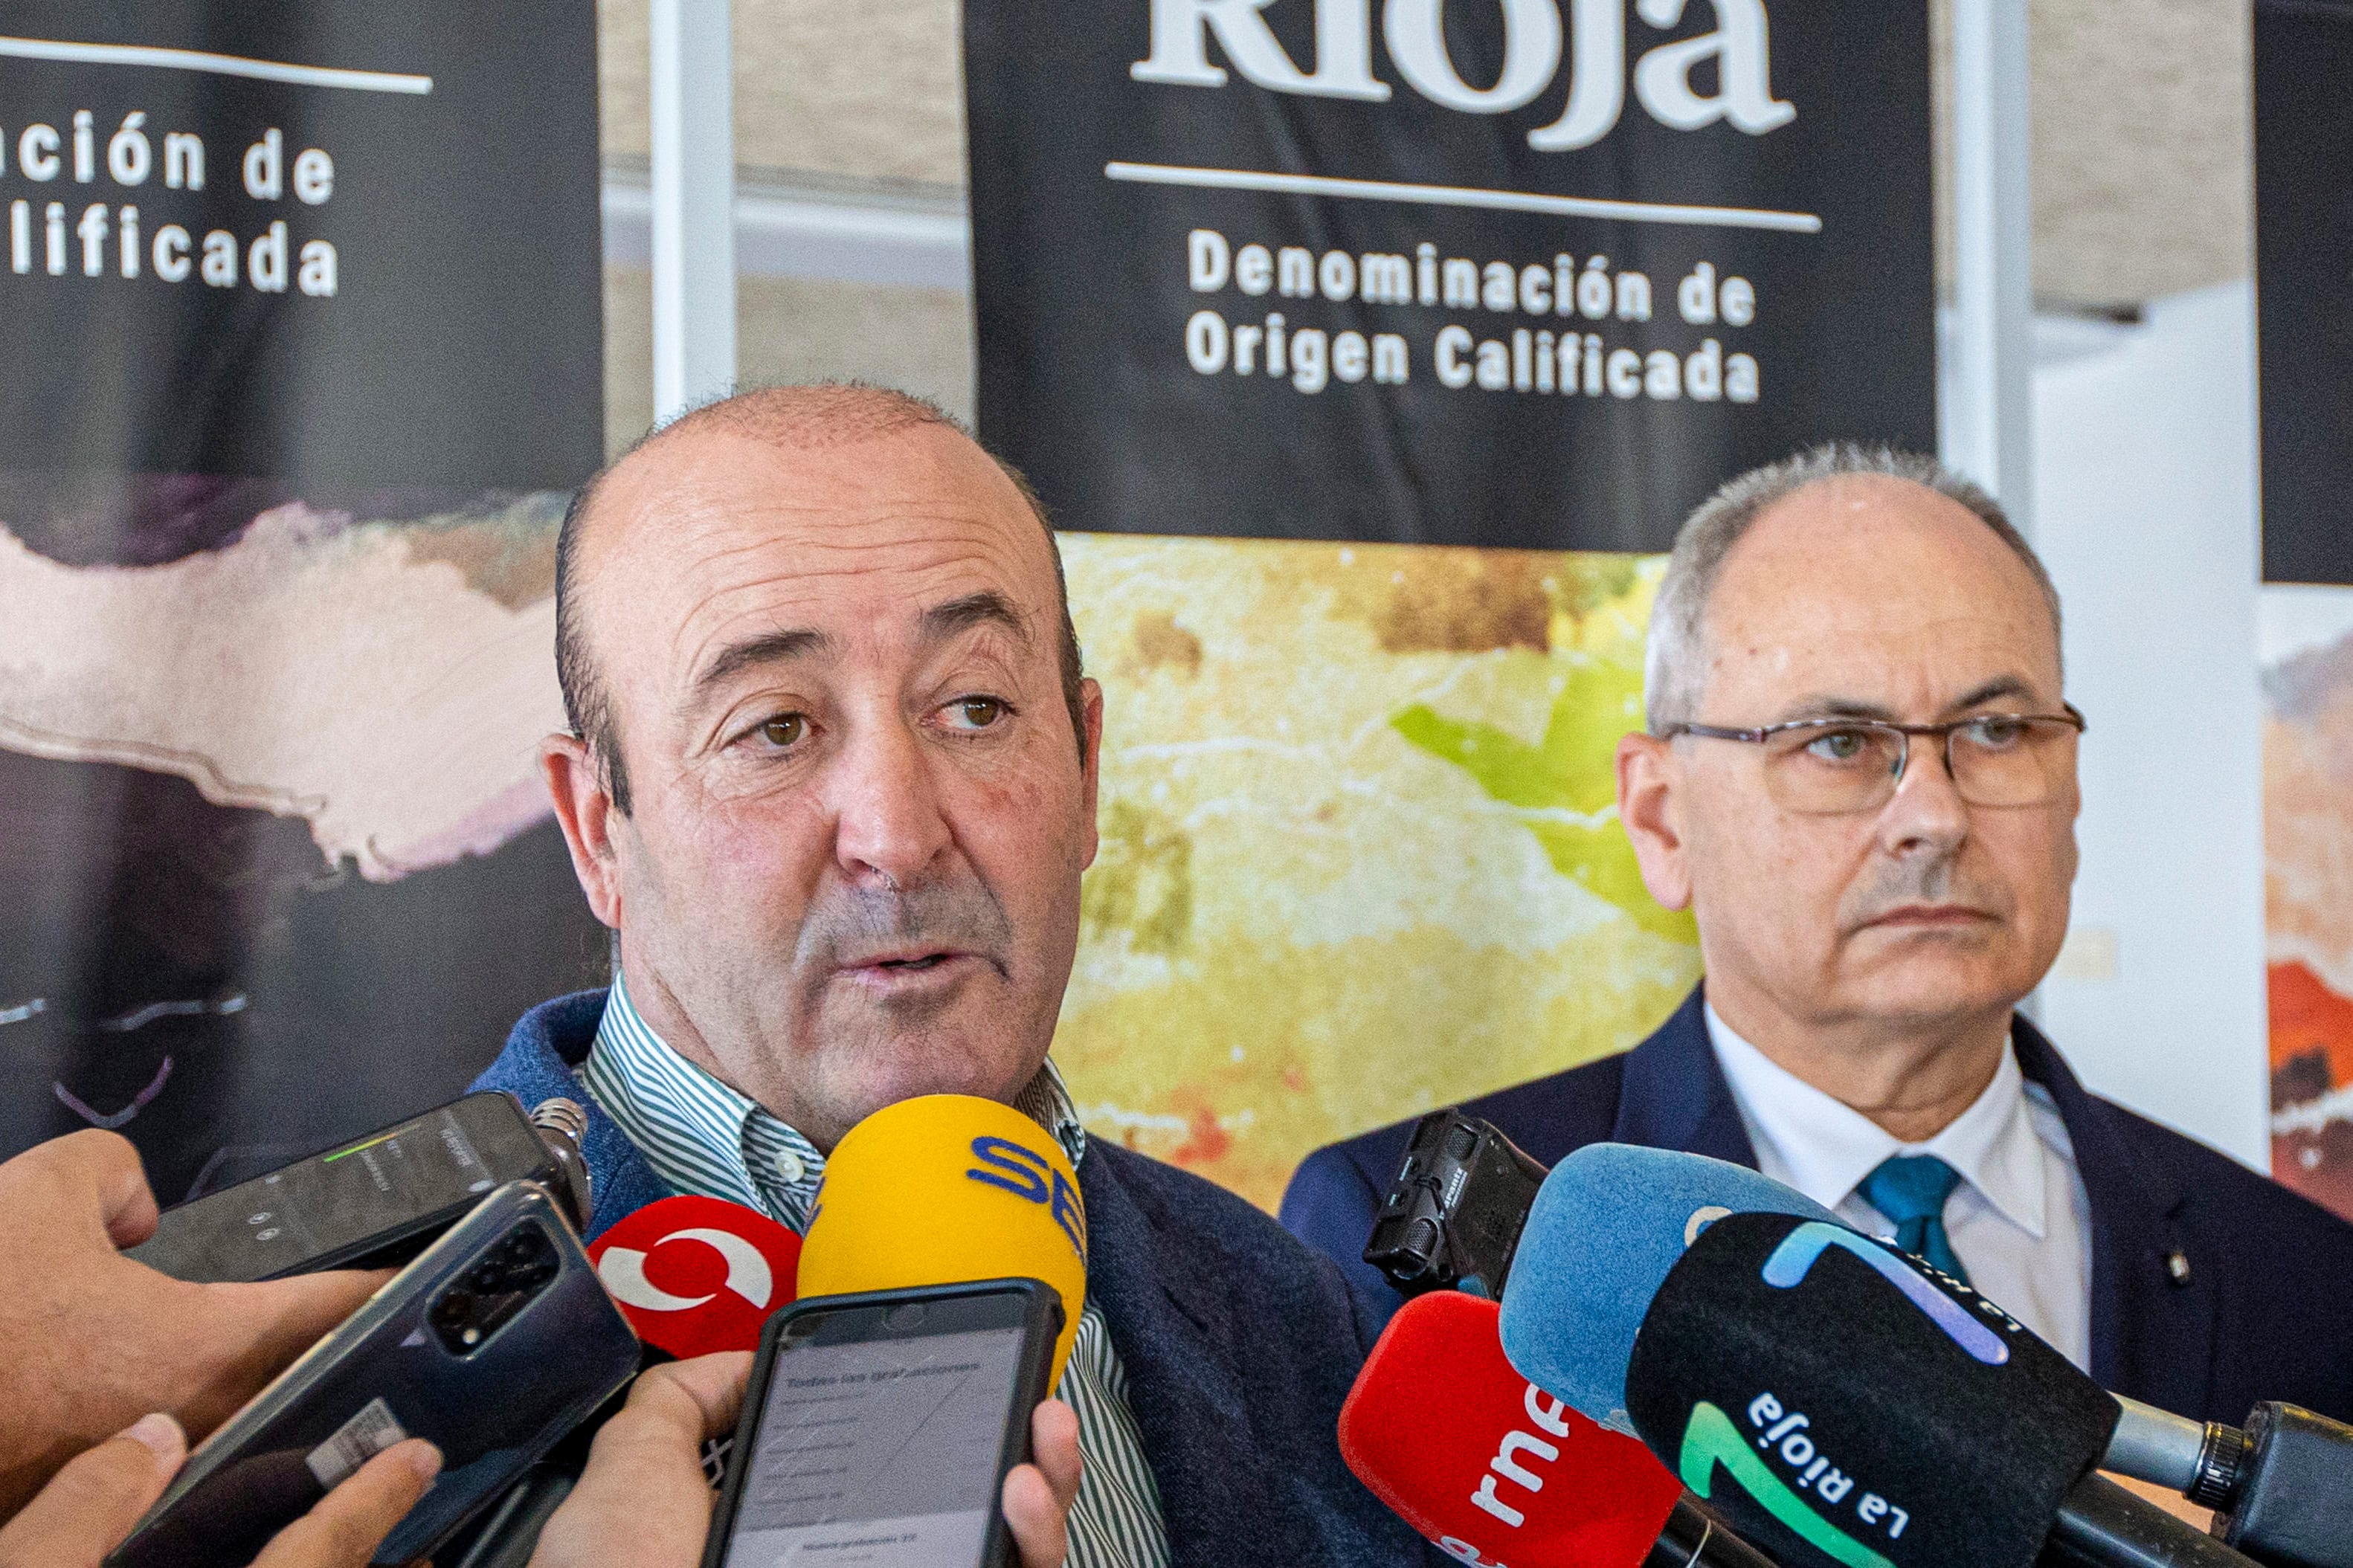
left=1759, top=718, right=2079, bottom=815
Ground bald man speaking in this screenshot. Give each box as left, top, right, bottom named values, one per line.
left=471, top=387, right=1426, bottom=1568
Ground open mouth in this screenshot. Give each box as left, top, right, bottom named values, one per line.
left=874, top=954, right=952, bottom=972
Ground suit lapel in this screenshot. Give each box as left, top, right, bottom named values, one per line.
left=1613, top=987, right=1761, bottom=1167
left=2011, top=1020, right=2215, bottom=1414
left=1078, top=1150, right=1266, bottom=1567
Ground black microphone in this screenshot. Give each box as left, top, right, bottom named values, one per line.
left=2106, top=1396, right=2353, bottom=1568
left=1497, top=1143, right=2258, bottom=1568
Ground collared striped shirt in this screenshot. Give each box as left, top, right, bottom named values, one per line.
left=581, top=971, right=1174, bottom=1568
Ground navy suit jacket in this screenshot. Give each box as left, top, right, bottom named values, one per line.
left=1281, top=987, right=2353, bottom=1427
left=475, top=990, right=1432, bottom=1568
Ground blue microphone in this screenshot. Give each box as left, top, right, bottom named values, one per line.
left=1497, top=1143, right=1836, bottom=1433
left=1495, top=1143, right=2250, bottom=1568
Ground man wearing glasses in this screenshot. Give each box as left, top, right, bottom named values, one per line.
left=1284, top=444, right=2353, bottom=1428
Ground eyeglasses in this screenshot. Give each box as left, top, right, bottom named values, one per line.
left=1655, top=706, right=2086, bottom=816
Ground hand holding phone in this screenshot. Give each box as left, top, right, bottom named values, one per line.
left=0, top=1410, right=440, bottom=1568
left=104, top=1181, right=641, bottom=1568
left=702, top=1280, right=1076, bottom=1568
left=0, top=1131, right=384, bottom=1517
left=527, top=1354, right=1082, bottom=1568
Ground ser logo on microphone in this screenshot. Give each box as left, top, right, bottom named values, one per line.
left=966, top=1135, right=1087, bottom=1261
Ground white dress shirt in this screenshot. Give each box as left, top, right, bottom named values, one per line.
left=1705, top=1004, right=2095, bottom=1369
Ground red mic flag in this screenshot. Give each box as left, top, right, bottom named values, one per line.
left=1340, top=1291, right=1684, bottom=1568
left=588, top=1195, right=802, bottom=1358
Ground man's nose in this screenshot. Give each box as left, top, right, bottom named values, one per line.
left=828, top=714, right=953, bottom=886
left=1876, top=735, right=1969, bottom=854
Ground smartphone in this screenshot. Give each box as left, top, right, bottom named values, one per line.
left=704, top=1279, right=1065, bottom=1568
left=106, top=1181, right=641, bottom=1568
left=128, top=1091, right=587, bottom=1283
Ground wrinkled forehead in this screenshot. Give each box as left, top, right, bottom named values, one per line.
left=1702, top=476, right=2061, bottom=711
left=576, top=423, right=1060, bottom=688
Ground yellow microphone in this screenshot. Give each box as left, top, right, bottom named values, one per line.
left=797, top=1094, right=1088, bottom=1385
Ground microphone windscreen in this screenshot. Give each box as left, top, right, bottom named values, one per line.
left=798, top=1094, right=1087, bottom=1384
left=1499, top=1143, right=1837, bottom=1429
left=1623, top=1209, right=2118, bottom=1568
left=588, top=1194, right=802, bottom=1358
left=1340, top=1291, right=1684, bottom=1568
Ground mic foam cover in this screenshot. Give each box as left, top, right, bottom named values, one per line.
left=1341, top=1291, right=1684, bottom=1568
left=798, top=1094, right=1087, bottom=1384
left=588, top=1194, right=802, bottom=1358
left=1499, top=1143, right=1837, bottom=1428
left=1624, top=1209, right=2118, bottom=1568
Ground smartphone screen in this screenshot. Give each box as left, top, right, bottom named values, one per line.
left=130, top=1093, right=552, bottom=1283
left=721, top=1293, right=1039, bottom=1568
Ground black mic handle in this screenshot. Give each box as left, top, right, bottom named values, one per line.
left=2044, top=1473, right=2258, bottom=1568
left=1644, top=1495, right=1778, bottom=1568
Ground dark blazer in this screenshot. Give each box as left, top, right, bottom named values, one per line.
left=1281, top=986, right=2353, bottom=1428
left=475, top=990, right=1432, bottom=1568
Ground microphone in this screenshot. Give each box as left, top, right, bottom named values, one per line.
left=586, top=1194, right=802, bottom=1358
left=2105, top=1396, right=2353, bottom=1568
left=1499, top=1144, right=2252, bottom=1568
left=796, top=1093, right=1088, bottom=1384
left=1498, top=1142, right=1838, bottom=1433
left=1339, top=1289, right=1773, bottom=1568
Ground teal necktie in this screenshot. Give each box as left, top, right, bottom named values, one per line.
left=1857, top=1154, right=1970, bottom=1286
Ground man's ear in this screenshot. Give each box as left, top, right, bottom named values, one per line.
left=1078, top=677, right=1104, bottom=871
left=541, top=732, right=625, bottom=928
left=1616, top=730, right=1694, bottom=913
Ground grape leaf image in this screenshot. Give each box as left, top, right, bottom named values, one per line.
left=1392, top=655, right=1699, bottom=943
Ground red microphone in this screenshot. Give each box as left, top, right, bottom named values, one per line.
left=587, top=1195, right=802, bottom=1358
left=1340, top=1292, right=1768, bottom=1568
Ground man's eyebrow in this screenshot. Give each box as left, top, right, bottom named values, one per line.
left=691, top=627, right=831, bottom=698
left=920, top=590, right=1031, bottom=648
left=1774, top=675, right=2039, bottom=724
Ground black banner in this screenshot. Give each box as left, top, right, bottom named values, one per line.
left=0, top=5, right=605, bottom=1198
left=967, top=0, right=1935, bottom=552
left=2255, top=0, right=2353, bottom=585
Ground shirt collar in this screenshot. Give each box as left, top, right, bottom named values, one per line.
left=1705, top=1002, right=2048, bottom=1239
left=582, top=969, right=1086, bottom=1233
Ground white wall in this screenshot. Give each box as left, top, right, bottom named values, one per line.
left=2024, top=280, right=2269, bottom=1169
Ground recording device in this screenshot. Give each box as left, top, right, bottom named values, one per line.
left=2106, top=1396, right=2353, bottom=1568
left=702, top=1279, right=1064, bottom=1568
left=106, top=1180, right=640, bottom=1568
left=799, top=1093, right=1090, bottom=1384
left=126, top=1091, right=593, bottom=1283
left=1497, top=1143, right=2252, bottom=1568
left=1361, top=1109, right=1549, bottom=1300
left=587, top=1193, right=805, bottom=1358
left=1339, top=1288, right=1772, bottom=1568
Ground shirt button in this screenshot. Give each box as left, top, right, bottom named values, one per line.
left=773, top=1149, right=807, bottom=1184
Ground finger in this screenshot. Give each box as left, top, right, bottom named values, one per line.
left=5, top=1130, right=159, bottom=1249
left=173, top=1269, right=393, bottom=1436
left=1002, top=1464, right=1068, bottom=1568
left=626, top=1352, right=753, bottom=1440
left=0, top=1413, right=184, bottom=1566
left=250, top=1439, right=440, bottom=1568
left=1029, top=1400, right=1083, bottom=1511
left=530, top=1362, right=751, bottom=1568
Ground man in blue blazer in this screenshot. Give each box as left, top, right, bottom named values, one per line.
left=474, top=386, right=1426, bottom=1568
left=1285, top=445, right=2353, bottom=1430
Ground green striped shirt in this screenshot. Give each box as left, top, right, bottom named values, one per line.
left=582, top=971, right=1174, bottom=1568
